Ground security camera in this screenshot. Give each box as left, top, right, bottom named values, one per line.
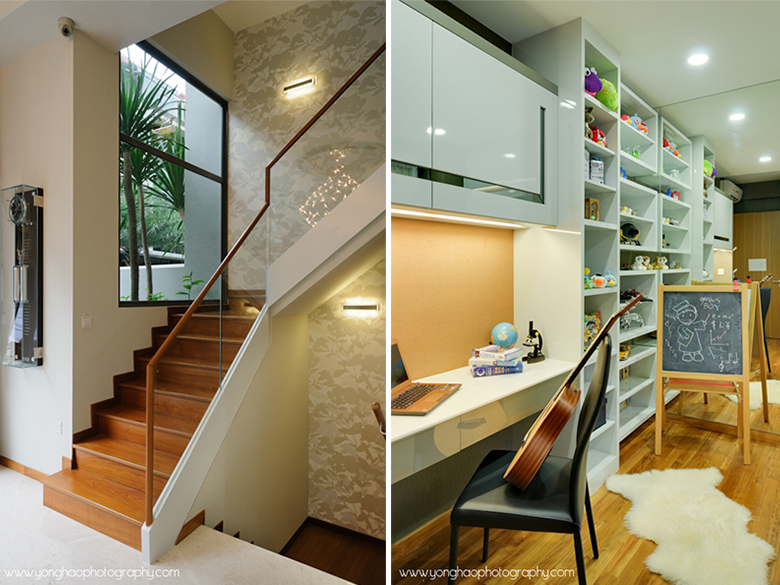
left=58, top=17, right=74, bottom=38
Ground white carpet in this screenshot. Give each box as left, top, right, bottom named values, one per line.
left=606, top=467, right=774, bottom=585
left=725, top=380, right=780, bottom=409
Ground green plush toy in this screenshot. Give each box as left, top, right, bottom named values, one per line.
left=596, top=79, right=618, bottom=112
left=703, top=160, right=713, bottom=177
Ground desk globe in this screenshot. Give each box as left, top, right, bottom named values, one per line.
left=490, top=322, right=518, bottom=348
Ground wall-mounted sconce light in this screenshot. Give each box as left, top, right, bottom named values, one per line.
left=343, top=303, right=381, bottom=312
left=283, top=76, right=316, bottom=96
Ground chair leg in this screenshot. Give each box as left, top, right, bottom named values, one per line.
left=481, top=528, right=490, bottom=562
left=573, top=530, right=588, bottom=585
left=584, top=486, right=599, bottom=559
left=448, top=525, right=459, bottom=583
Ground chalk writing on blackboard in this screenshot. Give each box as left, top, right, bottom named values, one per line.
left=662, top=291, right=742, bottom=376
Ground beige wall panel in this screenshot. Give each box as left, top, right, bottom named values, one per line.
left=391, top=218, right=514, bottom=379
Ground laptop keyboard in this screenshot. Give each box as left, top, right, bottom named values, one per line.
left=392, top=384, right=436, bottom=410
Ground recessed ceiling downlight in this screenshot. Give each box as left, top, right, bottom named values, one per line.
left=729, top=113, right=745, bottom=121
left=687, top=54, right=709, bottom=65
left=760, top=156, right=772, bottom=163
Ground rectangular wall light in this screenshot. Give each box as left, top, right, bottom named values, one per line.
left=283, top=76, right=316, bottom=95
left=343, top=303, right=381, bottom=312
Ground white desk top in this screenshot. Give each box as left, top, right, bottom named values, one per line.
left=390, top=358, right=575, bottom=443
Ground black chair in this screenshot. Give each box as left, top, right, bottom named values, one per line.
left=448, top=336, right=612, bottom=585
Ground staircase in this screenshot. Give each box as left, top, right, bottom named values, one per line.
left=42, top=300, right=257, bottom=550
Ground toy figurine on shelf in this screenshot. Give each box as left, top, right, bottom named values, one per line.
left=605, top=270, right=617, bottom=287
left=591, top=273, right=607, bottom=288
left=585, top=67, right=603, bottom=97
left=620, top=167, right=627, bottom=179
left=672, top=260, right=682, bottom=269
left=584, top=267, right=593, bottom=289
left=666, top=189, right=681, bottom=201
left=590, top=125, right=606, bottom=147
left=522, top=321, right=545, bottom=363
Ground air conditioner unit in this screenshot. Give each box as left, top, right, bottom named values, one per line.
left=719, top=180, right=743, bottom=203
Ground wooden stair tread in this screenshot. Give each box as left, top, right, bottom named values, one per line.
left=121, top=375, right=216, bottom=401
left=74, top=435, right=178, bottom=477
left=154, top=332, right=244, bottom=345
left=138, top=352, right=232, bottom=371
left=99, top=404, right=199, bottom=435
left=43, top=469, right=144, bottom=524
left=172, top=312, right=255, bottom=321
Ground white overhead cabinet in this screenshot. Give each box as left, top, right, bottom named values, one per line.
left=390, top=0, right=433, bottom=208
left=390, top=0, right=559, bottom=225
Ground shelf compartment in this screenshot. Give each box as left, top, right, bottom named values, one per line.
left=662, top=148, right=690, bottom=171
left=591, top=419, right=616, bottom=441
left=620, top=323, right=657, bottom=343
left=620, top=152, right=656, bottom=178
left=619, top=376, right=653, bottom=401
left=620, top=177, right=656, bottom=198
left=584, top=136, right=616, bottom=158
left=584, top=179, right=617, bottom=195
left=621, top=122, right=654, bottom=148
left=585, top=93, right=619, bottom=125
left=618, top=346, right=656, bottom=368
left=618, top=404, right=655, bottom=442
left=584, top=219, right=618, bottom=232
left=584, top=287, right=618, bottom=297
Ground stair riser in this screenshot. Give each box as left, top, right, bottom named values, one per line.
left=153, top=334, right=241, bottom=362
left=137, top=358, right=222, bottom=390
left=118, top=386, right=209, bottom=420
left=98, top=416, right=189, bottom=457
left=43, top=486, right=141, bottom=550
left=74, top=449, right=167, bottom=498
left=171, top=315, right=253, bottom=338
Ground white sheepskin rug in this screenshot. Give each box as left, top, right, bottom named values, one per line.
left=725, top=379, right=780, bottom=409
left=606, top=467, right=774, bottom=585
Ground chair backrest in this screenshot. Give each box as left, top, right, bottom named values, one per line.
left=569, top=335, right=611, bottom=525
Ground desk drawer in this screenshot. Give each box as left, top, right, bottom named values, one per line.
left=391, top=417, right=460, bottom=483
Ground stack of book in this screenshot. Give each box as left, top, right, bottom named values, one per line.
left=469, top=345, right=524, bottom=377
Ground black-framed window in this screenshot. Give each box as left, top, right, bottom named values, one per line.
left=119, top=41, right=227, bottom=304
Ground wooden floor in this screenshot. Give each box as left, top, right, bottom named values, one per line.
left=284, top=522, right=385, bottom=585
left=392, top=402, right=780, bottom=583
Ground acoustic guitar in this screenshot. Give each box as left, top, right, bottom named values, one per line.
left=503, top=293, right=644, bottom=490
left=759, top=273, right=773, bottom=286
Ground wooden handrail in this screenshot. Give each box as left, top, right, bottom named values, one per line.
left=144, top=42, right=386, bottom=526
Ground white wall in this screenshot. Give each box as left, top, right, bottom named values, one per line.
left=149, top=9, right=235, bottom=100
left=188, top=314, right=310, bottom=551
left=71, top=32, right=168, bottom=436
left=0, top=32, right=170, bottom=475
left=0, top=37, right=76, bottom=474
left=119, top=264, right=187, bottom=301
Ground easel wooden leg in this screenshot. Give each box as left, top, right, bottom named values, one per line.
left=743, top=381, right=751, bottom=465
left=758, top=314, right=770, bottom=423
left=737, top=393, right=743, bottom=439
left=655, top=382, right=664, bottom=456
left=703, top=393, right=709, bottom=405
left=678, top=391, right=684, bottom=414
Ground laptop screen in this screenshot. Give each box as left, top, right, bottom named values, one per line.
left=390, top=343, right=409, bottom=389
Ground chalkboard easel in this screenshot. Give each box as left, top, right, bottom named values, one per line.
left=656, top=283, right=752, bottom=463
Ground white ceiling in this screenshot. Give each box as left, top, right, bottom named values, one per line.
left=211, top=0, right=309, bottom=33
left=0, top=1, right=225, bottom=70
left=450, top=1, right=780, bottom=184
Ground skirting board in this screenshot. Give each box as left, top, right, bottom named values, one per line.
left=0, top=456, right=47, bottom=482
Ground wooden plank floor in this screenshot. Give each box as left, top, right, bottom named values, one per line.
left=284, top=522, right=385, bottom=585
left=392, top=407, right=780, bottom=584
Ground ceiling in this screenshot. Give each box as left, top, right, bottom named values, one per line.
left=449, top=1, right=780, bottom=184
left=0, top=1, right=226, bottom=70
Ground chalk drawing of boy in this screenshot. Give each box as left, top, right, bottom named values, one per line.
left=673, top=301, right=706, bottom=362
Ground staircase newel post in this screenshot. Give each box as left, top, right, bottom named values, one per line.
left=145, top=363, right=155, bottom=526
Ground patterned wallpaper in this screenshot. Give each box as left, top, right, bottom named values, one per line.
left=229, top=0, right=386, bottom=289
left=308, top=260, right=386, bottom=539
